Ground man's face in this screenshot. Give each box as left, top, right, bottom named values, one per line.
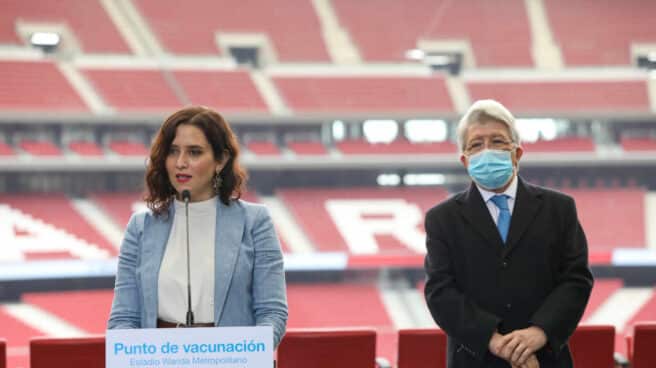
left=460, top=120, right=523, bottom=170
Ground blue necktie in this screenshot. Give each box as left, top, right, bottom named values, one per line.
left=490, top=195, right=511, bottom=243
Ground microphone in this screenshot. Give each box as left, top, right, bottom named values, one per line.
left=181, top=190, right=194, bottom=326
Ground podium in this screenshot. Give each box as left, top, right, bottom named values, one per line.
left=106, top=326, right=273, bottom=368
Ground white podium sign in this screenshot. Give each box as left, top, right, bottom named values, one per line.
left=106, top=326, right=273, bottom=368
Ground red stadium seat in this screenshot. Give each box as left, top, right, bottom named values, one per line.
left=397, top=329, right=447, bottom=368
left=569, top=325, right=615, bottom=368
left=0, top=339, right=5, bottom=368
left=629, top=322, right=656, bottom=368
left=30, top=336, right=105, bottom=368
left=277, top=329, right=377, bottom=368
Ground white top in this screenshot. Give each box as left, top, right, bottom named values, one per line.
left=476, top=175, right=518, bottom=225
left=158, top=196, right=217, bottom=323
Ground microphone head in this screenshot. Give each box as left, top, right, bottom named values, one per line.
left=181, top=190, right=191, bottom=202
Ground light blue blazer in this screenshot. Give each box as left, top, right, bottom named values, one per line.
left=108, top=199, right=288, bottom=347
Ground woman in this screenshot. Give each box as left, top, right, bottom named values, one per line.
left=108, top=106, right=287, bottom=347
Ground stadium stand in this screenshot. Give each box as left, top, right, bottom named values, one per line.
left=134, top=0, right=330, bottom=61
left=285, top=141, right=328, bottom=156
left=0, top=194, right=117, bottom=260
left=18, top=139, right=62, bottom=156
left=287, top=283, right=395, bottom=361
left=332, top=0, right=532, bottom=66
left=521, top=137, right=596, bottom=153
left=21, top=290, right=113, bottom=335
left=0, top=0, right=130, bottom=53
left=543, top=0, right=656, bottom=65
left=67, top=140, right=104, bottom=157
left=0, top=141, right=13, bottom=156
left=81, top=68, right=181, bottom=111
left=564, top=189, right=646, bottom=251
left=273, top=76, right=454, bottom=113
left=245, top=140, right=282, bottom=156
left=336, top=140, right=457, bottom=155
left=173, top=69, right=269, bottom=112
left=0, top=309, right=41, bottom=368
left=107, top=139, right=149, bottom=156
left=621, top=136, right=656, bottom=152
left=467, top=79, right=651, bottom=114
left=277, top=187, right=448, bottom=254
left=0, top=61, right=87, bottom=111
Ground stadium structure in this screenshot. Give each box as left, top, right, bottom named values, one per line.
left=0, top=0, right=655, bottom=367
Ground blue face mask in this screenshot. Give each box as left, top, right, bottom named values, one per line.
left=466, top=149, right=514, bottom=190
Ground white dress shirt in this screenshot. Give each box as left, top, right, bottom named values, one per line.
left=475, top=175, right=518, bottom=225
left=158, top=196, right=217, bottom=323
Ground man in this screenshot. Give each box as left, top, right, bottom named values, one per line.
left=424, top=100, right=593, bottom=368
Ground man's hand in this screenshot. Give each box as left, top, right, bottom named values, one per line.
left=512, top=353, right=540, bottom=368
left=488, top=331, right=506, bottom=357
left=497, top=326, right=547, bottom=366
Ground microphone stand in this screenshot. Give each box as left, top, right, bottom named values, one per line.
left=182, top=190, right=194, bottom=326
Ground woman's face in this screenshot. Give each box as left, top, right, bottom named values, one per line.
left=165, top=124, right=223, bottom=202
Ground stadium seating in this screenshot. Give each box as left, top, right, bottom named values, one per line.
left=569, top=325, right=615, bottom=368
left=0, top=141, right=14, bottom=156
left=621, top=137, right=656, bottom=152
left=397, top=329, right=447, bottom=368
left=82, top=68, right=181, bottom=111
left=287, top=283, right=396, bottom=361
left=245, top=140, right=281, bottom=156
left=272, top=76, right=454, bottom=113
left=332, top=0, right=532, bottom=66
left=0, top=61, right=87, bottom=111
left=286, top=141, right=328, bottom=156
left=277, top=329, right=377, bottom=368
left=580, top=279, right=624, bottom=322
left=336, top=140, right=457, bottom=155
left=544, top=0, right=656, bottom=65
left=0, top=0, right=130, bottom=53
left=467, top=79, right=650, bottom=114
left=0, top=194, right=117, bottom=260
left=564, top=189, right=646, bottom=250
left=68, top=140, right=104, bottom=157
left=18, top=139, right=62, bottom=156
left=134, top=0, right=329, bottom=61
left=627, top=322, right=656, bottom=368
left=22, top=290, right=114, bottom=335
left=30, top=336, right=105, bottom=368
left=107, top=140, right=149, bottom=156
left=521, top=137, right=595, bottom=153
left=277, top=187, right=448, bottom=253
left=173, top=70, right=269, bottom=112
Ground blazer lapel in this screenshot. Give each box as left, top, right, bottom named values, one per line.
left=503, top=178, right=542, bottom=256
left=213, top=200, right=245, bottom=323
left=141, top=207, right=174, bottom=327
left=457, top=183, right=505, bottom=251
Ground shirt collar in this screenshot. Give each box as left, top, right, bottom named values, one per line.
left=476, top=175, right=518, bottom=203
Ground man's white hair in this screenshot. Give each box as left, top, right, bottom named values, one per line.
left=456, top=99, right=520, bottom=153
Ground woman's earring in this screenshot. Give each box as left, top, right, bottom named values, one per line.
left=213, top=172, right=222, bottom=193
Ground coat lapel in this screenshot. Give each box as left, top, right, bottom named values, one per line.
left=213, top=200, right=245, bottom=324
left=141, top=207, right=174, bottom=326
left=457, top=183, right=505, bottom=251
left=503, top=178, right=542, bottom=256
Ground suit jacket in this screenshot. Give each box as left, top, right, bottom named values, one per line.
left=108, top=199, right=288, bottom=347
left=424, top=177, right=593, bottom=368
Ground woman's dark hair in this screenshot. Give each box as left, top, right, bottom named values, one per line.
left=144, top=106, right=247, bottom=216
